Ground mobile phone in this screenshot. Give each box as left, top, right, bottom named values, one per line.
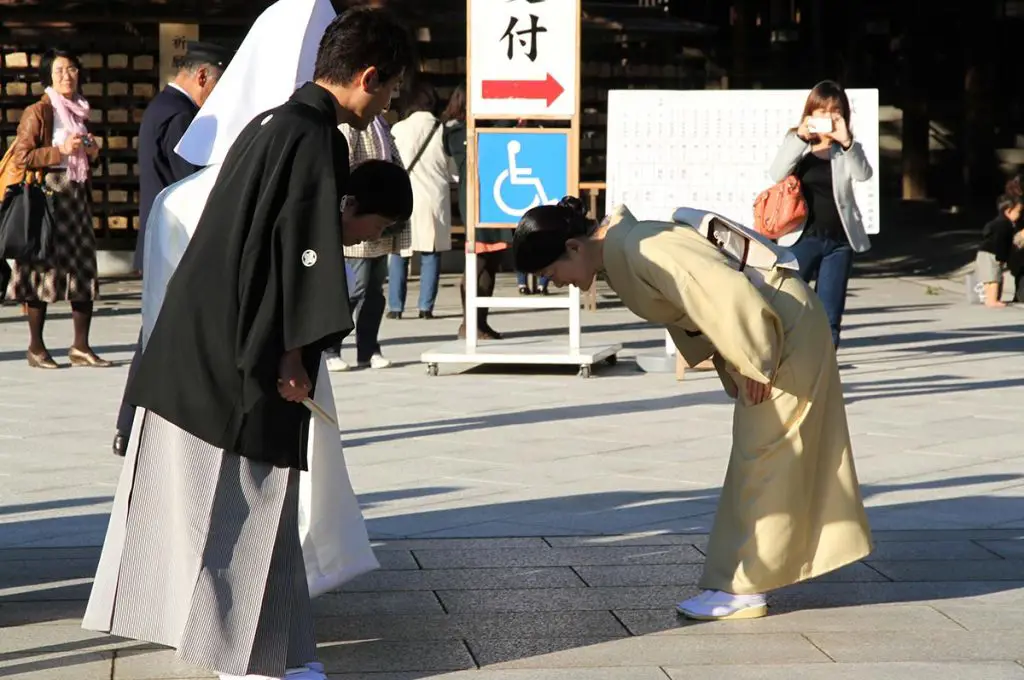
left=81, top=136, right=93, bottom=147
left=808, top=117, right=833, bottom=134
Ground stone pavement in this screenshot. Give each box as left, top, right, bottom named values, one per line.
left=2, top=274, right=1024, bottom=678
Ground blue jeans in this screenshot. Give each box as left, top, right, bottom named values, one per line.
left=787, top=235, right=854, bottom=348
left=388, top=252, right=441, bottom=313
left=330, top=255, right=387, bottom=362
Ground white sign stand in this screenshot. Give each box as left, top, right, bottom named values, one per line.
left=422, top=0, right=620, bottom=378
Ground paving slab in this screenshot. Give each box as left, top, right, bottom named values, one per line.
left=340, top=566, right=586, bottom=592
left=437, top=586, right=699, bottom=612
left=978, top=539, right=1024, bottom=558
left=612, top=604, right=964, bottom=636
left=665, top=662, right=1024, bottom=680
left=318, top=640, right=477, bottom=674
left=4, top=276, right=1024, bottom=679
left=866, top=539, right=1002, bottom=561
left=807, top=630, right=1024, bottom=662
left=468, top=633, right=830, bottom=668
left=314, top=611, right=629, bottom=641
left=0, top=651, right=114, bottom=680
left=929, top=604, right=1024, bottom=631
left=867, top=559, right=1024, bottom=581
left=412, top=546, right=705, bottom=570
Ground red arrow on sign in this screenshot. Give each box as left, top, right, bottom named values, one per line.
left=481, top=73, right=565, bottom=107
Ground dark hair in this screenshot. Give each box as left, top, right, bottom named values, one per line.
left=399, top=80, right=438, bottom=119
left=38, top=49, right=82, bottom=89
left=314, top=7, right=416, bottom=88
left=800, top=80, right=851, bottom=126
left=997, top=193, right=1022, bottom=214
left=347, top=160, right=413, bottom=222
left=441, top=83, right=466, bottom=123
left=513, top=196, right=592, bottom=273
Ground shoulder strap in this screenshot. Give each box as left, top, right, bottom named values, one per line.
left=405, top=119, right=442, bottom=174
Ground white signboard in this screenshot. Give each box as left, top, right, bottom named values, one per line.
left=469, top=0, right=579, bottom=119
left=606, top=89, right=881, bottom=235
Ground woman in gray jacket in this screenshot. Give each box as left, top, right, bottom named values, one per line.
left=769, top=80, right=873, bottom=348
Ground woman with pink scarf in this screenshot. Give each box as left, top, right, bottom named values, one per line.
left=4, top=48, right=108, bottom=369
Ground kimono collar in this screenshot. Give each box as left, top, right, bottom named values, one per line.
left=604, top=204, right=638, bottom=231
left=289, top=82, right=339, bottom=125
left=598, top=204, right=639, bottom=281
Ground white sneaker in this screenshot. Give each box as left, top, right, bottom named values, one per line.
left=675, top=589, right=767, bottom=620
left=360, top=354, right=392, bottom=370
left=325, top=355, right=350, bottom=372
left=220, top=665, right=325, bottom=680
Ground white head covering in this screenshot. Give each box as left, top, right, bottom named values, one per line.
left=174, top=0, right=336, bottom=167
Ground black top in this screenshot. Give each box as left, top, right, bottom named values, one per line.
left=979, top=215, right=1016, bottom=263
left=135, top=86, right=203, bottom=271
left=126, top=83, right=354, bottom=470
left=797, top=153, right=845, bottom=242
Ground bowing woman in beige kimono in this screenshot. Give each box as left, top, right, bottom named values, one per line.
left=514, top=197, right=872, bottom=621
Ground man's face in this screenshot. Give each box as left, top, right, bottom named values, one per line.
left=349, top=68, right=403, bottom=129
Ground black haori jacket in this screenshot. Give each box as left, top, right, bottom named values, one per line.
left=127, top=83, right=354, bottom=470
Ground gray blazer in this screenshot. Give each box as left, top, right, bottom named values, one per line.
left=768, top=131, right=874, bottom=253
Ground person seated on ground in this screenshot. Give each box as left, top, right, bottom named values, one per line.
left=975, top=194, right=1022, bottom=308
left=513, top=197, right=872, bottom=621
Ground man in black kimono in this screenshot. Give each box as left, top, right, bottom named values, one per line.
left=111, top=41, right=232, bottom=458
left=83, top=8, right=415, bottom=680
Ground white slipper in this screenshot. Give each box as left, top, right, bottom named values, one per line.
left=676, top=589, right=767, bottom=620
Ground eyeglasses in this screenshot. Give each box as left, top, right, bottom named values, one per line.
left=53, top=67, right=79, bottom=77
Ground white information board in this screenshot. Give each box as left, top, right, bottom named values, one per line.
left=605, top=89, right=881, bottom=234
left=469, top=0, right=579, bottom=119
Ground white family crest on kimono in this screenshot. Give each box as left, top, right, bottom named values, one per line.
left=138, top=0, right=378, bottom=597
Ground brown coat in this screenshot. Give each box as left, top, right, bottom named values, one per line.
left=0, top=94, right=100, bottom=197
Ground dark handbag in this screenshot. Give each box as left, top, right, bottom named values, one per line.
left=0, top=179, right=54, bottom=262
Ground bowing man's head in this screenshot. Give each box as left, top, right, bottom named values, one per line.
left=514, top=197, right=602, bottom=292
left=341, top=160, right=413, bottom=246
left=314, top=6, right=415, bottom=130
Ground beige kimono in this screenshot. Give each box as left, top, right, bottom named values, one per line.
left=602, top=206, right=872, bottom=594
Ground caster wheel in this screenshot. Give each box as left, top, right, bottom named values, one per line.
left=578, top=365, right=592, bottom=379
left=606, top=354, right=618, bottom=366
left=426, top=363, right=439, bottom=377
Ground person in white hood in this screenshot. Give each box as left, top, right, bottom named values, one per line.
left=82, top=3, right=415, bottom=679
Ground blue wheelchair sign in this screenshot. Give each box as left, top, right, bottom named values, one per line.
left=477, top=131, right=569, bottom=225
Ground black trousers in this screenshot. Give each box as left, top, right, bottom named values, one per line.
left=115, top=328, right=143, bottom=434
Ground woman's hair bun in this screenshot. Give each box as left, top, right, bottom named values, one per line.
left=557, top=195, right=587, bottom=218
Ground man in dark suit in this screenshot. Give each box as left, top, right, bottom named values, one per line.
left=112, top=41, right=232, bottom=457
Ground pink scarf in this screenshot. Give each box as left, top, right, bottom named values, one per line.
left=45, top=87, right=91, bottom=182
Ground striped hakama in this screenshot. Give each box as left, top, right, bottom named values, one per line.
left=82, top=410, right=317, bottom=677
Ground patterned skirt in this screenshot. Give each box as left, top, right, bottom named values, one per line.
left=81, top=410, right=318, bottom=676
left=5, top=174, right=99, bottom=303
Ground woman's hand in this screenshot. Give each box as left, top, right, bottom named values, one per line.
left=59, top=134, right=82, bottom=155
left=745, top=377, right=773, bottom=405
left=277, top=350, right=311, bottom=403
left=796, top=116, right=813, bottom=142
left=831, top=113, right=852, bottom=149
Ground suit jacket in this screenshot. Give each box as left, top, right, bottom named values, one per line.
left=135, top=86, right=202, bottom=271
